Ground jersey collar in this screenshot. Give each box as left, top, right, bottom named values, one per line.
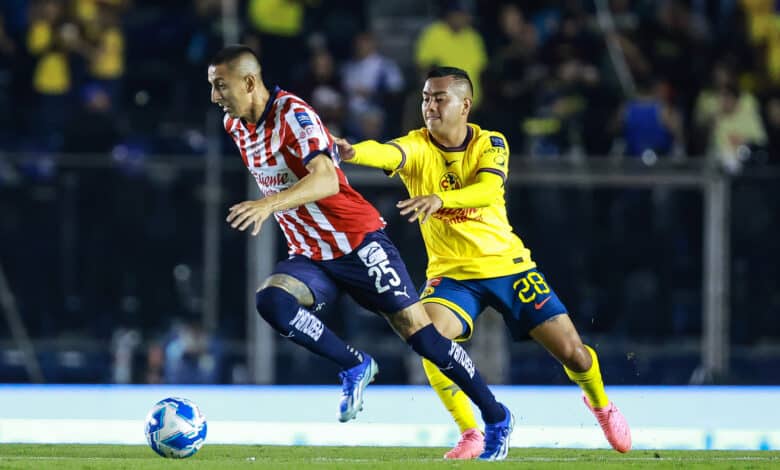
left=248, top=85, right=280, bottom=126
left=430, top=125, right=473, bottom=152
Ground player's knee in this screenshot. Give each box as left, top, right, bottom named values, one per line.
left=255, top=287, right=299, bottom=333
left=562, top=343, right=592, bottom=372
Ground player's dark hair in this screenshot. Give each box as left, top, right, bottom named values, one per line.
left=426, top=66, right=473, bottom=95
left=210, top=45, right=260, bottom=66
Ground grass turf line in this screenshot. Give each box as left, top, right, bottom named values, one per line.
left=0, top=445, right=778, bottom=469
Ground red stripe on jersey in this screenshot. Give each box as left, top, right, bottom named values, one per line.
left=307, top=137, right=320, bottom=155
left=236, top=124, right=249, bottom=166
left=274, top=213, right=302, bottom=256
left=249, top=127, right=262, bottom=167
left=277, top=212, right=323, bottom=259
left=295, top=204, right=346, bottom=257
left=265, top=97, right=297, bottom=166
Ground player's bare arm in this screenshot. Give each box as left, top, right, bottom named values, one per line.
left=226, top=153, right=339, bottom=235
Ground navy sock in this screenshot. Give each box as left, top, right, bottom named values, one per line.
left=256, top=287, right=362, bottom=370
left=406, top=324, right=505, bottom=424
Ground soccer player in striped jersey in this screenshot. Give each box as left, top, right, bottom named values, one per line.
left=208, top=46, right=514, bottom=459
left=335, top=66, right=632, bottom=459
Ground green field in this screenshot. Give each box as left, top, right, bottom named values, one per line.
left=0, top=445, right=777, bottom=469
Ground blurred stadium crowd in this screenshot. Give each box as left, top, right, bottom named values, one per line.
left=0, top=0, right=779, bottom=385
left=1, top=0, right=779, bottom=163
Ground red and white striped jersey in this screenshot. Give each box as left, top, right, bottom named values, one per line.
left=223, top=87, right=385, bottom=260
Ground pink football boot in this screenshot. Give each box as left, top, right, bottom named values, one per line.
left=443, top=428, right=484, bottom=459
left=584, top=396, right=632, bottom=453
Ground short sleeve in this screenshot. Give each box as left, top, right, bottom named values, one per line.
left=283, top=104, right=332, bottom=165
left=476, top=133, right=510, bottom=182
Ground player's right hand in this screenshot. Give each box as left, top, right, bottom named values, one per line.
left=333, top=137, right=355, bottom=161
left=227, top=199, right=272, bottom=236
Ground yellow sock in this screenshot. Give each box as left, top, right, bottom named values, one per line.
left=564, top=345, right=610, bottom=408
left=422, top=358, right=479, bottom=433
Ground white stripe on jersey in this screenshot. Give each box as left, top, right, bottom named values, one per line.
left=286, top=210, right=334, bottom=259
left=283, top=100, right=329, bottom=158
left=275, top=213, right=313, bottom=258
left=303, top=202, right=353, bottom=254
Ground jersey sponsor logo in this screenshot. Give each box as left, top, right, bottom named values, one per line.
left=490, top=136, right=505, bottom=148
left=433, top=207, right=482, bottom=225
left=294, top=109, right=314, bottom=128
left=493, top=155, right=506, bottom=165
left=255, top=172, right=290, bottom=187
left=534, top=296, right=553, bottom=310
left=439, top=172, right=462, bottom=190
left=357, top=241, right=389, bottom=267
left=445, top=159, right=460, bottom=167
left=299, top=126, right=316, bottom=138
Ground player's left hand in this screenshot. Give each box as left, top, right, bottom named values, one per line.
left=227, top=200, right=272, bottom=236
left=397, top=195, right=443, bottom=223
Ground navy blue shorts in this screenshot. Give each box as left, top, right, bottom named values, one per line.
left=419, top=268, right=568, bottom=341
left=273, top=230, right=419, bottom=315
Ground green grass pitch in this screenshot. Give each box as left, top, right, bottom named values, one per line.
left=0, top=445, right=777, bottom=469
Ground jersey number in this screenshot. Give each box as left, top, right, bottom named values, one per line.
left=369, top=260, right=401, bottom=293
left=512, top=271, right=550, bottom=303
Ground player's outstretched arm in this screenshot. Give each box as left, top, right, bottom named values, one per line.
left=334, top=137, right=403, bottom=172
left=226, top=153, right=339, bottom=235
left=333, top=137, right=356, bottom=161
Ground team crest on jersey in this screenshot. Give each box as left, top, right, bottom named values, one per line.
left=439, top=172, right=462, bottom=190
left=294, top=109, right=314, bottom=128
left=490, top=136, right=505, bottom=148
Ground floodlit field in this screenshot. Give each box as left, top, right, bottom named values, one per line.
left=0, top=445, right=777, bottom=469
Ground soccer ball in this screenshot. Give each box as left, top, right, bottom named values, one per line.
left=144, top=397, right=208, bottom=458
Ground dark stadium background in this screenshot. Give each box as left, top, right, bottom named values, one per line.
left=0, top=0, right=778, bottom=388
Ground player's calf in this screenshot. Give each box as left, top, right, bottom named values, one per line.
left=404, top=323, right=505, bottom=425
left=255, top=287, right=363, bottom=369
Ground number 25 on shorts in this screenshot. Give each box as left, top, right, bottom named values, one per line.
left=512, top=271, right=550, bottom=303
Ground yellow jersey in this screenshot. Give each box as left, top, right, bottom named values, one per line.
left=351, top=123, right=536, bottom=280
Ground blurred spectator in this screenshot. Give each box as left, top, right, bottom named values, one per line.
left=541, top=9, right=601, bottom=68
left=708, top=84, right=767, bottom=173
left=342, top=31, right=405, bottom=140
left=162, top=318, right=223, bottom=384
left=414, top=0, right=487, bottom=106
left=616, top=76, right=684, bottom=160
left=26, top=0, right=84, bottom=154
left=522, top=58, right=602, bottom=158
left=693, top=61, right=760, bottom=154
left=763, top=94, right=780, bottom=165
left=294, top=47, right=347, bottom=137
left=0, top=12, right=18, bottom=148
left=245, top=0, right=313, bottom=85
left=80, top=1, right=126, bottom=110
left=476, top=3, right=543, bottom=147
left=636, top=0, right=706, bottom=116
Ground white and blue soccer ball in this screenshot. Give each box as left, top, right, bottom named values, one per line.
left=144, top=397, right=208, bottom=458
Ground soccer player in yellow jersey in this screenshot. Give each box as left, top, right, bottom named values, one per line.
left=334, top=66, right=631, bottom=459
